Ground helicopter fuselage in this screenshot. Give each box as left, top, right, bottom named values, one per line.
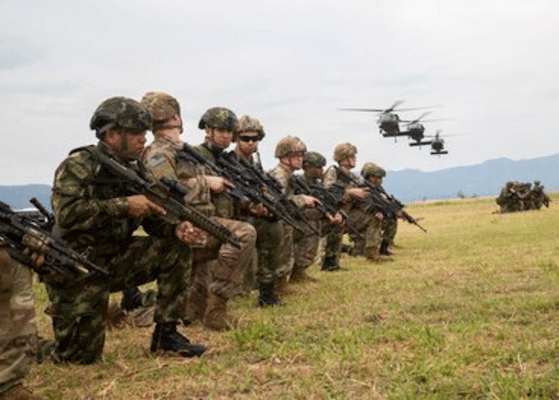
left=377, top=113, right=401, bottom=135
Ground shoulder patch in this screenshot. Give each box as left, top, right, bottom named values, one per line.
left=146, top=154, right=166, bottom=169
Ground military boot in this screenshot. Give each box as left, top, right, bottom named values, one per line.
left=379, top=240, right=393, bottom=256
left=257, top=282, right=285, bottom=307
left=202, top=293, right=236, bottom=331
left=321, top=256, right=341, bottom=272
left=0, top=384, right=45, bottom=400
left=289, top=266, right=319, bottom=283
left=150, top=322, right=206, bottom=357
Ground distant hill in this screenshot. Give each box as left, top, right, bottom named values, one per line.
left=0, top=184, right=52, bottom=211
left=384, top=154, right=559, bottom=203
left=1, top=154, right=558, bottom=208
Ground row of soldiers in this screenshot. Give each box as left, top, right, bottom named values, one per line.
left=0, top=93, right=408, bottom=398
left=496, top=180, right=551, bottom=213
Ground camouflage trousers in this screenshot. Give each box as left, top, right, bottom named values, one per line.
left=0, top=247, right=37, bottom=394
left=45, top=236, right=191, bottom=364
left=244, top=217, right=283, bottom=286
left=347, top=208, right=382, bottom=258
left=276, top=223, right=294, bottom=280
left=189, top=217, right=256, bottom=302
left=383, top=216, right=398, bottom=243
left=322, top=222, right=344, bottom=263
left=293, top=219, right=321, bottom=273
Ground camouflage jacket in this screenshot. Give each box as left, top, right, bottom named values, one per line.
left=267, top=163, right=307, bottom=208
left=51, top=142, right=174, bottom=256
left=192, top=140, right=234, bottom=218
left=322, top=165, right=359, bottom=204
left=142, top=136, right=214, bottom=216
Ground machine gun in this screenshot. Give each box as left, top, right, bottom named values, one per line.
left=0, top=198, right=109, bottom=286
left=176, top=144, right=319, bottom=235
left=333, top=166, right=427, bottom=233
left=91, top=149, right=240, bottom=248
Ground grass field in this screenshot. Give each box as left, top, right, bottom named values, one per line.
left=29, top=194, right=559, bottom=399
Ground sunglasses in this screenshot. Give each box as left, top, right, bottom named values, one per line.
left=238, top=135, right=261, bottom=142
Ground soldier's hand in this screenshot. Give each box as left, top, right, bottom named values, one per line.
left=347, top=187, right=370, bottom=199
left=249, top=202, right=269, bottom=216
left=125, top=195, right=166, bottom=220
left=328, top=212, right=344, bottom=225
left=175, top=221, right=207, bottom=246
left=23, top=247, right=45, bottom=267
left=204, top=176, right=233, bottom=194
left=302, top=195, right=320, bottom=208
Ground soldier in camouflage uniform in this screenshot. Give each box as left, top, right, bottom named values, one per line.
left=45, top=97, right=206, bottom=364
left=0, top=244, right=42, bottom=400
left=292, top=152, right=342, bottom=283
left=141, top=94, right=256, bottom=330
left=496, top=181, right=523, bottom=213
left=268, top=136, right=320, bottom=293
left=321, top=143, right=370, bottom=269
left=530, top=180, right=551, bottom=210
left=232, top=116, right=285, bottom=306
left=361, top=162, right=395, bottom=256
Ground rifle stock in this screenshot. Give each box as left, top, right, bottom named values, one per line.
left=0, top=199, right=109, bottom=285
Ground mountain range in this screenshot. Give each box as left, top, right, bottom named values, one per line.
left=1, top=154, right=558, bottom=209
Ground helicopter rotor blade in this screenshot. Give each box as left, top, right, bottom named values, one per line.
left=339, top=108, right=387, bottom=112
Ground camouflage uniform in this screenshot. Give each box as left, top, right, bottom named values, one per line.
left=292, top=173, right=322, bottom=277
left=228, top=153, right=283, bottom=289
left=46, top=141, right=192, bottom=364
left=322, top=165, right=356, bottom=265
left=496, top=181, right=523, bottom=213
left=142, top=137, right=256, bottom=305
left=268, top=156, right=309, bottom=281
left=0, top=243, right=37, bottom=394
left=362, top=162, right=394, bottom=255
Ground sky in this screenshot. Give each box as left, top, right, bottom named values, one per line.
left=1, top=0, right=558, bottom=185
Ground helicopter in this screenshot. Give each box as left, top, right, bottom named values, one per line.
left=409, top=130, right=449, bottom=155
left=340, top=101, right=432, bottom=137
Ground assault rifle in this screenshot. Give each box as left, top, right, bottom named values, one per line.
left=176, top=144, right=319, bottom=235
left=333, top=166, right=427, bottom=233
left=0, top=198, right=109, bottom=285
left=292, top=175, right=364, bottom=240
left=91, top=149, right=241, bottom=248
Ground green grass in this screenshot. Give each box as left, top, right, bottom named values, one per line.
left=29, top=193, right=559, bottom=399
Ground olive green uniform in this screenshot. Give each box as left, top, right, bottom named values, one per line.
left=0, top=244, right=37, bottom=394
left=46, top=142, right=191, bottom=364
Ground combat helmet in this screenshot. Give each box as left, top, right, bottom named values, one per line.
left=361, top=162, right=386, bottom=180
left=274, top=136, right=307, bottom=158
left=303, top=151, right=326, bottom=168
left=198, top=107, right=238, bottom=132
left=140, top=92, right=181, bottom=131
left=234, top=115, right=265, bottom=141
left=90, top=96, right=152, bottom=139
left=333, top=142, right=357, bottom=162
